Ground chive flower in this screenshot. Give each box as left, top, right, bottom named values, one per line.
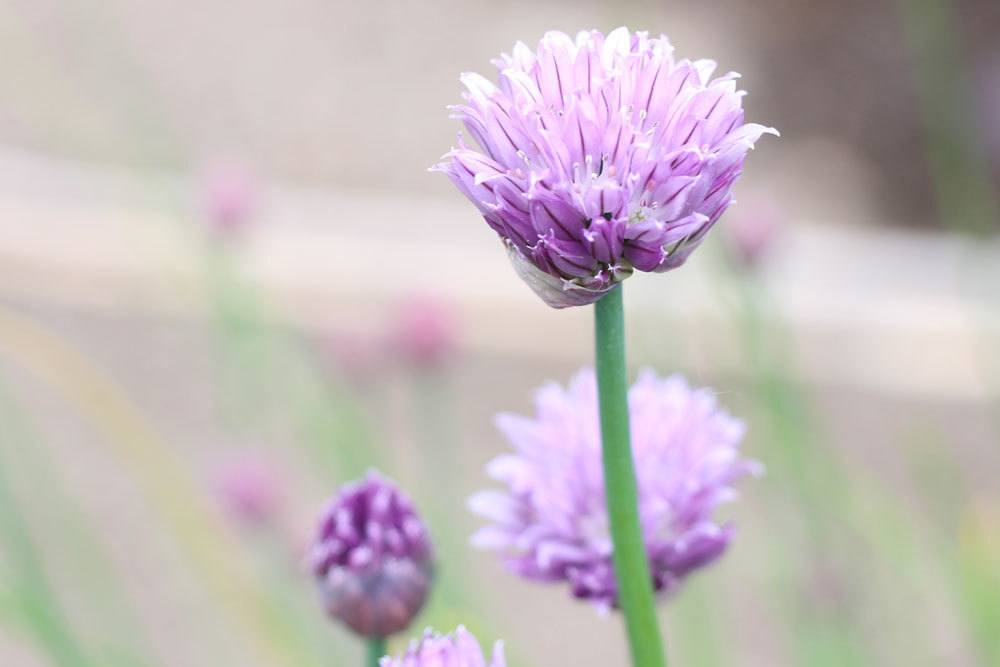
left=390, top=294, right=459, bottom=368
left=309, top=472, right=433, bottom=638
left=212, top=453, right=282, bottom=528
left=199, top=161, right=257, bottom=238
left=434, top=27, right=776, bottom=307
left=469, top=368, right=761, bottom=610
left=380, top=627, right=505, bottom=667
left=723, top=202, right=778, bottom=270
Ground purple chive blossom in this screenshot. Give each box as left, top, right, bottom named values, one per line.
left=309, top=472, right=433, bottom=638
left=469, top=368, right=761, bottom=610
left=380, top=627, right=506, bottom=667
left=434, top=27, right=777, bottom=308
left=199, top=161, right=257, bottom=237
left=212, top=453, right=283, bottom=527
left=723, top=201, right=778, bottom=270
left=390, top=294, right=460, bottom=368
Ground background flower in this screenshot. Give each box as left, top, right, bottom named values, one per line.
left=199, top=160, right=258, bottom=238
left=723, top=200, right=779, bottom=270
left=211, top=452, right=283, bottom=528
left=389, top=294, right=460, bottom=369
left=309, top=472, right=434, bottom=638
left=380, top=627, right=506, bottom=667
left=469, top=368, right=761, bottom=610
left=435, top=27, right=776, bottom=307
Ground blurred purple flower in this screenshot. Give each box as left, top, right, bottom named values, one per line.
left=200, top=161, right=257, bottom=237
left=309, top=471, right=433, bottom=638
left=723, top=202, right=778, bottom=270
left=213, top=454, right=282, bottom=528
left=380, top=627, right=506, bottom=667
left=469, top=368, right=761, bottom=610
left=390, top=295, right=459, bottom=368
left=434, top=27, right=776, bottom=308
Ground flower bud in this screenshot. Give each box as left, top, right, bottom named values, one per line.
left=309, top=472, right=433, bottom=638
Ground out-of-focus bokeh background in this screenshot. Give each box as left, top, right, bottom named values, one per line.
left=1, top=1, right=998, bottom=666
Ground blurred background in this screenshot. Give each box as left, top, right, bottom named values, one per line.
left=0, top=1, right=998, bottom=666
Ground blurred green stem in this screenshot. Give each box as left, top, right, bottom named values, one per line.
left=0, top=379, right=155, bottom=667
left=594, top=285, right=666, bottom=667
left=205, top=250, right=378, bottom=480
left=367, top=636, right=386, bottom=667
left=0, top=305, right=322, bottom=667
left=0, top=403, right=90, bottom=667
left=896, top=0, right=998, bottom=233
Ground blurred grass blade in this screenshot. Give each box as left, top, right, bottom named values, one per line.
left=0, top=378, right=156, bottom=666
left=0, top=304, right=332, bottom=667
left=205, top=251, right=380, bottom=480
left=0, top=399, right=91, bottom=667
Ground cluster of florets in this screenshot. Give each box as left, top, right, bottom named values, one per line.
left=435, top=28, right=776, bottom=307
left=308, top=472, right=433, bottom=638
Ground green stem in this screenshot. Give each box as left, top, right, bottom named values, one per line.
left=594, top=285, right=667, bottom=667
left=366, top=636, right=387, bottom=667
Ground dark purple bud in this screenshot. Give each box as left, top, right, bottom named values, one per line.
left=309, top=472, right=433, bottom=638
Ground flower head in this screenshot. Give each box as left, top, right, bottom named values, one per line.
left=434, top=28, right=776, bottom=307
left=309, top=472, right=433, bottom=637
left=199, top=161, right=257, bottom=238
left=390, top=295, right=460, bottom=368
left=212, top=453, right=283, bottom=527
left=380, top=627, right=506, bottom=667
left=723, top=201, right=778, bottom=270
left=469, top=368, right=760, bottom=610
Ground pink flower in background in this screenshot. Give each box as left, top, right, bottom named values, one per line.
left=469, top=368, right=761, bottom=610
left=723, top=202, right=778, bottom=270
left=435, top=27, right=776, bottom=307
left=380, top=627, right=506, bottom=667
left=199, top=161, right=258, bottom=237
left=213, top=453, right=283, bottom=527
left=390, top=295, right=459, bottom=368
left=309, top=472, right=433, bottom=638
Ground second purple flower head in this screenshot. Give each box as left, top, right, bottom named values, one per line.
left=469, top=368, right=761, bottom=610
